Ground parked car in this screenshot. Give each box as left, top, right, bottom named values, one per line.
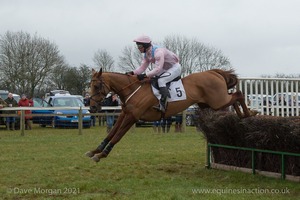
left=31, top=98, right=53, bottom=126
left=32, top=95, right=91, bottom=128
left=12, top=94, right=21, bottom=103
left=272, top=92, right=300, bottom=106
left=45, top=90, right=70, bottom=98
left=186, top=105, right=198, bottom=126
left=247, top=94, right=272, bottom=107
left=272, top=92, right=300, bottom=116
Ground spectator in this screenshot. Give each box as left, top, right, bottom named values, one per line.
left=0, top=97, right=8, bottom=108
left=153, top=121, right=161, bottom=133
left=84, top=94, right=95, bottom=126
left=102, top=92, right=119, bottom=133
left=174, top=115, right=183, bottom=133
left=83, top=93, right=90, bottom=106
left=18, top=94, right=32, bottom=130
left=4, top=93, right=18, bottom=130
left=161, top=117, right=172, bottom=133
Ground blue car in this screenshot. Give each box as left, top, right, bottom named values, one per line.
left=32, top=95, right=91, bottom=128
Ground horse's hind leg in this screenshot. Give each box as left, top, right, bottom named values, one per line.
left=231, top=91, right=250, bottom=118
left=232, top=102, right=242, bottom=117
left=238, top=98, right=250, bottom=117
left=220, top=91, right=249, bottom=118
left=85, top=111, right=126, bottom=158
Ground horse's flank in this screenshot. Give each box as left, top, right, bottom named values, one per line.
left=101, top=69, right=239, bottom=120
left=87, top=68, right=250, bottom=162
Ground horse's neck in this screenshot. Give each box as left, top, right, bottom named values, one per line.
left=105, top=73, right=141, bottom=101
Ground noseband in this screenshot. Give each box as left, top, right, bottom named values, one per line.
left=89, top=78, right=110, bottom=108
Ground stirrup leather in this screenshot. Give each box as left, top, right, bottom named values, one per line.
left=153, top=100, right=167, bottom=113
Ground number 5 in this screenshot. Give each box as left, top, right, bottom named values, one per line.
left=175, top=87, right=182, bottom=97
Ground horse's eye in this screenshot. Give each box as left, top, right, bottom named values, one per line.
left=94, top=82, right=103, bottom=90
left=94, top=85, right=99, bottom=90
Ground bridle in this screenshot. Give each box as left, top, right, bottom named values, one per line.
left=89, top=74, right=143, bottom=108
left=89, top=77, right=110, bottom=108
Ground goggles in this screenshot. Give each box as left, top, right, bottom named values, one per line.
left=137, top=44, right=144, bottom=49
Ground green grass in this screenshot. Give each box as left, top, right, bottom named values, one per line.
left=0, top=125, right=299, bottom=199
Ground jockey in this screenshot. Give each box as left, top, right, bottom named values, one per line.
left=125, top=35, right=181, bottom=113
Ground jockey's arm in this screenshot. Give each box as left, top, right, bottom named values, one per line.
left=133, top=59, right=149, bottom=75
left=146, top=50, right=165, bottom=78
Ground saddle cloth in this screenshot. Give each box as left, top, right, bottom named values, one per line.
left=151, top=79, right=187, bottom=102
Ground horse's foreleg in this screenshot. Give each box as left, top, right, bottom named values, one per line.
left=91, top=113, right=137, bottom=162
left=85, top=111, right=126, bottom=158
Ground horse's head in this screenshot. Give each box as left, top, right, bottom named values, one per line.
left=89, top=68, right=110, bottom=113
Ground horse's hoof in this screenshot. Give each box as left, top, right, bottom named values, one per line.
left=91, top=155, right=100, bottom=162
left=85, top=151, right=94, bottom=158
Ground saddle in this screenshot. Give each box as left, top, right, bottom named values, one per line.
left=150, top=76, right=186, bottom=102
left=150, top=76, right=181, bottom=91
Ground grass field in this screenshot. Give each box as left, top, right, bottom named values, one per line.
left=0, top=125, right=299, bottom=200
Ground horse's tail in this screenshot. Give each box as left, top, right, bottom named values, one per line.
left=211, top=69, right=238, bottom=89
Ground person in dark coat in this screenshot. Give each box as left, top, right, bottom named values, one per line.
left=102, top=92, right=119, bottom=133
left=84, top=94, right=95, bottom=126
left=4, top=93, right=18, bottom=130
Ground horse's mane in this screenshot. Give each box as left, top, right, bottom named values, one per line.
left=103, top=71, right=126, bottom=75
left=209, top=69, right=238, bottom=89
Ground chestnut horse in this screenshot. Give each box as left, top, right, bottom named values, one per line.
left=86, top=68, right=250, bottom=162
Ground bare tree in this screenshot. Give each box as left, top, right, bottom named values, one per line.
left=118, top=45, right=142, bottom=71
left=75, top=64, right=91, bottom=95
left=163, top=35, right=198, bottom=76
left=48, top=64, right=70, bottom=90
left=47, top=64, right=91, bottom=95
left=93, top=49, right=114, bottom=72
left=163, top=35, right=232, bottom=77
left=117, top=35, right=232, bottom=76
left=0, top=31, right=65, bottom=97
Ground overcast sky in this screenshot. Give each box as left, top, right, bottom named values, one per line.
left=1, top=0, right=299, bottom=77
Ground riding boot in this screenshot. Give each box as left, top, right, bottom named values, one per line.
left=153, top=87, right=169, bottom=113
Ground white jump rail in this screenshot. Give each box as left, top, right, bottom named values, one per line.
left=239, top=77, right=300, bottom=116
left=0, top=106, right=122, bottom=136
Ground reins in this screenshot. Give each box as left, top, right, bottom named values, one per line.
left=115, top=78, right=144, bottom=104
left=90, top=73, right=145, bottom=107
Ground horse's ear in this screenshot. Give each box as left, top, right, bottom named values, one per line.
left=97, top=68, right=102, bottom=77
